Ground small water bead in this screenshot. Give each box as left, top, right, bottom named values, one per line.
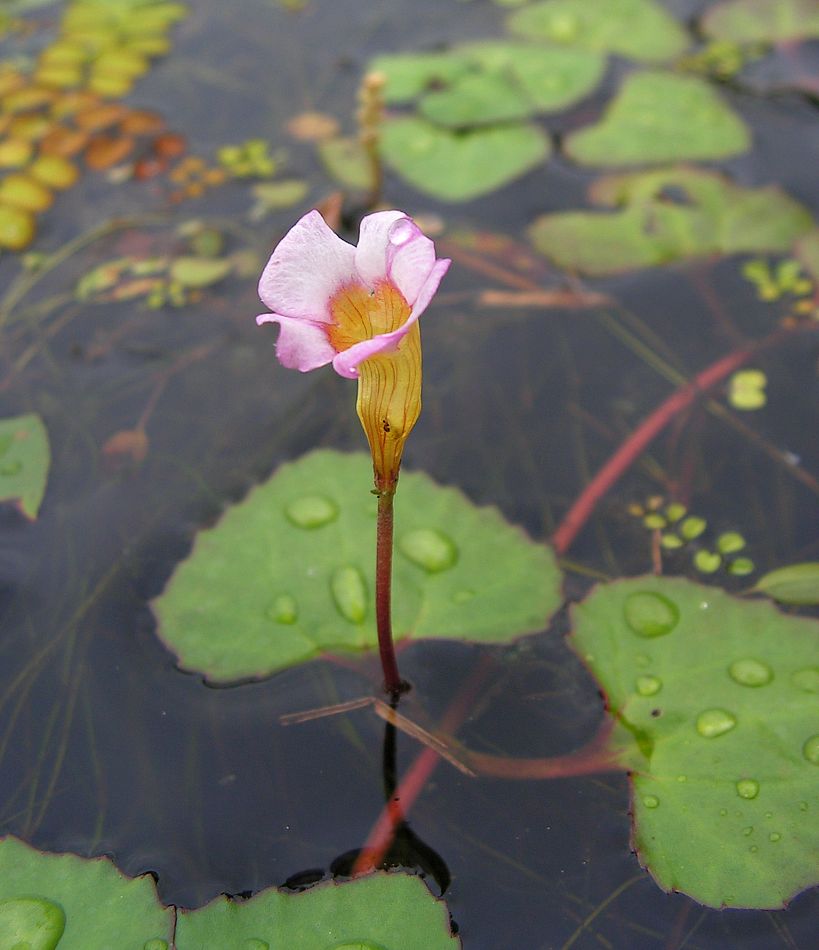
left=736, top=779, right=759, bottom=800
left=452, top=588, right=475, bottom=604
left=676, top=774, right=687, bottom=783
left=398, top=528, right=457, bottom=573
left=268, top=594, right=298, bottom=625
left=791, top=668, right=819, bottom=693
left=331, top=565, right=368, bottom=624
left=742, top=826, right=753, bottom=836
left=749, top=845, right=759, bottom=853
left=728, top=658, right=773, bottom=687
left=635, top=675, right=662, bottom=697
left=642, top=795, right=660, bottom=809
left=623, top=591, right=679, bottom=638
left=284, top=494, right=338, bottom=529
left=764, top=811, right=773, bottom=819
left=144, top=941, right=169, bottom=950
left=0, top=897, right=65, bottom=950
left=634, top=653, right=651, bottom=668
left=719, top=808, right=728, bottom=817
left=799, top=801, right=809, bottom=812
left=696, top=708, right=737, bottom=739
left=802, top=734, right=819, bottom=765
left=242, top=940, right=270, bottom=950
left=769, top=832, right=782, bottom=843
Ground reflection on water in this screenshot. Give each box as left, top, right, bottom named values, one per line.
left=1, top=0, right=818, bottom=946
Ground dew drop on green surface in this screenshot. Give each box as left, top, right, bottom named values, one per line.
left=284, top=494, right=338, bottom=528
left=769, top=832, right=782, bottom=842
left=398, top=527, right=458, bottom=572
left=331, top=565, right=368, bottom=624
left=0, top=897, right=65, bottom=950
left=719, top=808, right=728, bottom=817
left=642, top=794, right=660, bottom=809
left=268, top=593, right=298, bottom=625
left=728, top=657, right=773, bottom=687
left=452, top=588, right=475, bottom=604
left=634, top=653, right=651, bottom=668
left=676, top=774, right=687, bottom=783
left=736, top=779, right=759, bottom=800
left=144, top=941, right=169, bottom=950
left=799, top=801, right=809, bottom=811
left=742, top=825, right=753, bottom=836
left=623, top=591, right=679, bottom=638
left=791, top=667, right=819, bottom=693
left=242, top=940, right=270, bottom=950
left=802, top=734, right=819, bottom=765
left=696, top=708, right=737, bottom=738
left=635, top=674, right=662, bottom=696
left=749, top=845, right=759, bottom=853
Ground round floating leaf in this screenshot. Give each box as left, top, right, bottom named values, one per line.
left=380, top=116, right=550, bottom=202
left=751, top=563, right=819, bottom=605
left=564, top=72, right=750, bottom=166
left=176, top=872, right=458, bottom=950
left=507, top=0, right=689, bottom=62
left=419, top=72, right=532, bottom=127
left=702, top=0, right=819, bottom=45
left=0, top=413, right=50, bottom=518
left=368, top=51, right=473, bottom=103
left=570, top=577, right=819, bottom=908
left=0, top=837, right=173, bottom=948
left=152, top=451, right=562, bottom=683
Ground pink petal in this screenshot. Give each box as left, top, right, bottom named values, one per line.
left=354, top=210, right=406, bottom=287
left=258, top=210, right=356, bottom=323
left=256, top=313, right=336, bottom=372
left=331, top=257, right=451, bottom=379
left=386, top=218, right=437, bottom=306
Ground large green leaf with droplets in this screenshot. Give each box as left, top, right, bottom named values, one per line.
left=570, top=577, right=819, bottom=909
left=529, top=166, right=812, bottom=274
left=152, top=451, right=562, bottom=683
left=702, top=0, right=819, bottom=45
left=565, top=72, right=750, bottom=166
left=177, top=872, right=459, bottom=949
left=507, top=0, right=690, bottom=62
left=0, top=837, right=173, bottom=949
left=0, top=413, right=50, bottom=519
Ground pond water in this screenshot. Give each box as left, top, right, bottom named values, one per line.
left=1, top=0, right=818, bottom=947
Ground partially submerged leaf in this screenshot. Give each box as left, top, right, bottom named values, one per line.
left=751, top=563, right=819, bottom=605
left=507, top=0, right=690, bottom=62
left=702, top=0, right=819, bottom=45
left=152, top=451, right=562, bottom=683
left=380, top=117, right=550, bottom=202
left=318, top=136, right=373, bottom=190
left=169, top=255, right=232, bottom=288
left=0, top=837, right=173, bottom=948
left=0, top=413, right=50, bottom=518
left=176, top=872, right=459, bottom=949
left=564, top=72, right=750, bottom=166
left=571, top=577, right=819, bottom=908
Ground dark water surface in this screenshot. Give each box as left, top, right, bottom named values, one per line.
left=1, top=1, right=818, bottom=947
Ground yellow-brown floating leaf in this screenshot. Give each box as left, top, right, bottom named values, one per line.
left=84, top=134, right=135, bottom=170
left=126, top=35, right=171, bottom=57
left=34, top=66, right=84, bottom=90
left=28, top=154, right=79, bottom=190
left=0, top=70, right=26, bottom=98
left=152, top=132, right=185, bottom=158
left=0, top=203, right=35, bottom=250
left=119, top=109, right=165, bottom=136
left=94, top=49, right=150, bottom=79
left=87, top=72, right=134, bottom=98
left=0, top=174, right=53, bottom=212
left=39, top=127, right=89, bottom=157
left=50, top=90, right=101, bottom=120
left=0, top=139, right=33, bottom=169
left=286, top=111, right=340, bottom=142
left=75, top=102, right=127, bottom=132
left=2, top=86, right=57, bottom=114
left=102, top=428, right=149, bottom=466
left=7, top=114, right=52, bottom=142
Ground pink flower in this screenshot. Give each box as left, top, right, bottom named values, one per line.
left=256, top=209, right=450, bottom=380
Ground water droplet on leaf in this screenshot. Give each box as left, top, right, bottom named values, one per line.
left=331, top=566, right=368, bottom=624
left=268, top=594, right=298, bottom=625
left=742, top=825, right=753, bottom=836
left=623, top=591, right=679, bottom=638
left=736, top=779, right=759, bottom=800
left=802, top=734, right=819, bottom=765
left=642, top=795, right=660, bottom=809
left=398, top=527, right=457, bottom=572
left=635, top=674, right=662, bottom=696
left=728, top=658, right=773, bottom=687
left=696, top=708, right=737, bottom=738
left=285, top=494, right=338, bottom=528
left=0, top=897, right=65, bottom=950
left=769, top=832, right=782, bottom=842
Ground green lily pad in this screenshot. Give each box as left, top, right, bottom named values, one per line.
left=176, top=872, right=458, bottom=949
left=564, top=72, right=751, bottom=166
left=0, top=837, right=173, bottom=948
left=751, top=563, right=819, bottom=605
left=380, top=117, right=550, bottom=202
left=507, top=0, right=690, bottom=62
left=419, top=71, right=532, bottom=127
left=369, top=51, right=473, bottom=103
left=570, top=577, right=819, bottom=908
left=702, top=0, right=819, bottom=45
left=0, top=413, right=50, bottom=519
left=529, top=166, right=812, bottom=274
left=152, top=450, right=562, bottom=683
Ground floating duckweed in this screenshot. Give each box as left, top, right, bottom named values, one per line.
left=0, top=138, right=32, bottom=168
left=694, top=550, right=721, bottom=574
left=660, top=533, right=683, bottom=549
left=28, top=154, right=79, bottom=190
left=728, top=657, right=773, bottom=687
left=268, top=594, right=298, bottom=625
left=728, top=369, right=767, bottom=411
left=398, top=527, right=458, bottom=573
left=623, top=591, right=680, bottom=638
left=736, top=779, right=759, bottom=800
left=791, top=668, right=819, bottom=693
left=0, top=174, right=53, bottom=212
left=2, top=85, right=56, bottom=113
left=35, top=66, right=84, bottom=89
left=88, top=72, right=134, bottom=98
left=727, top=557, right=755, bottom=577
left=680, top=516, right=707, bottom=540
left=0, top=204, right=35, bottom=250
left=642, top=513, right=666, bottom=529
left=642, top=794, right=660, bottom=809
left=635, top=674, right=662, bottom=696
left=330, top=565, right=368, bottom=624
left=95, top=48, right=150, bottom=79
left=284, top=494, right=338, bottom=528
left=716, top=531, right=746, bottom=554
left=0, top=896, right=66, bottom=949
left=695, top=708, right=737, bottom=738
left=802, top=734, right=819, bottom=765
left=665, top=502, right=686, bottom=521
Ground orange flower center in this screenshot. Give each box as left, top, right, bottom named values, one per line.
left=326, top=280, right=410, bottom=352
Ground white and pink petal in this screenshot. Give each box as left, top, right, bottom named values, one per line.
left=386, top=218, right=437, bottom=306
left=256, top=312, right=335, bottom=373
left=354, top=210, right=406, bottom=288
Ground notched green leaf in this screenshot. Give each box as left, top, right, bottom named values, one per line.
left=0, top=412, right=50, bottom=519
